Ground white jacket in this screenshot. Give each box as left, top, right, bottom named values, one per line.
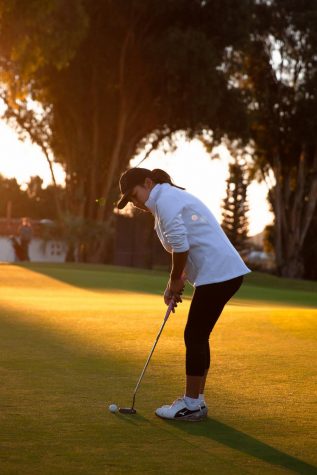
left=145, top=183, right=251, bottom=287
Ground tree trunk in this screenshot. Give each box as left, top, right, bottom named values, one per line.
left=280, top=254, right=304, bottom=278
left=272, top=154, right=286, bottom=275
left=272, top=147, right=317, bottom=278
left=84, top=214, right=115, bottom=263
left=87, top=60, right=99, bottom=221
left=95, top=29, right=133, bottom=223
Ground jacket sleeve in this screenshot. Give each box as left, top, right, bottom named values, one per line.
left=156, top=197, right=189, bottom=253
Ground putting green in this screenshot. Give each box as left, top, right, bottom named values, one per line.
left=0, top=264, right=316, bottom=474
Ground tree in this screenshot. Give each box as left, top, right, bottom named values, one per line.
left=0, top=175, right=26, bottom=217
left=0, top=0, right=250, bottom=261
left=263, top=224, right=275, bottom=254
left=228, top=0, right=317, bottom=278
left=0, top=174, right=63, bottom=219
left=25, top=176, right=65, bottom=219
left=0, top=0, right=88, bottom=218
left=222, top=157, right=249, bottom=250
left=302, top=212, right=317, bottom=280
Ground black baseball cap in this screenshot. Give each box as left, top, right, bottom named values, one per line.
left=117, top=168, right=152, bottom=209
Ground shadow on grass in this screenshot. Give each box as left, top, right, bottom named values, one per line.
left=113, top=412, right=150, bottom=426
left=165, top=418, right=317, bottom=475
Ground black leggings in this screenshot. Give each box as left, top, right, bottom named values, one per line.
left=184, top=276, right=243, bottom=376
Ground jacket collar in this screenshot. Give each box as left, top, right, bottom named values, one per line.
left=145, top=183, right=170, bottom=214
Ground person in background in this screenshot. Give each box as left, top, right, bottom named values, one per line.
left=18, top=217, right=33, bottom=261
left=117, top=167, right=251, bottom=421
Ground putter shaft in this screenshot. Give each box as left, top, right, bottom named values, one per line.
left=130, top=300, right=175, bottom=411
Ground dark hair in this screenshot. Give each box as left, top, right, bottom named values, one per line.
left=150, top=169, right=185, bottom=190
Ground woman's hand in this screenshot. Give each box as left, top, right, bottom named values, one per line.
left=164, top=287, right=174, bottom=306
left=164, top=277, right=185, bottom=312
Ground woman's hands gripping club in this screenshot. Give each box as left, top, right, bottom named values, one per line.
left=164, top=250, right=188, bottom=312
left=164, top=276, right=185, bottom=312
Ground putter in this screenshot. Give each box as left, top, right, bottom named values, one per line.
left=119, top=299, right=175, bottom=414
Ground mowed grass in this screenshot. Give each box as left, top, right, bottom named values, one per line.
left=0, top=263, right=316, bottom=475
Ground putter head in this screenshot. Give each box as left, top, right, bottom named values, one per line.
left=119, top=407, right=137, bottom=414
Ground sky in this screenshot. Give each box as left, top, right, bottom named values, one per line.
left=0, top=120, right=273, bottom=236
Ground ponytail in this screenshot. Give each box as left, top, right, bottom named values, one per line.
left=150, top=169, right=185, bottom=190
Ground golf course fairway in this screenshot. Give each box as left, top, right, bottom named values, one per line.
left=0, top=263, right=316, bottom=475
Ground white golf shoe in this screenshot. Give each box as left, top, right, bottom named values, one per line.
left=155, top=397, right=207, bottom=421
left=160, top=397, right=208, bottom=416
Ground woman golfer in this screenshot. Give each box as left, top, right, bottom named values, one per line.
left=117, top=167, right=251, bottom=421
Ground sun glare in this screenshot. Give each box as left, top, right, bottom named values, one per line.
left=0, top=121, right=65, bottom=188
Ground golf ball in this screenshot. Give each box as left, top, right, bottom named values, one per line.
left=109, top=404, right=118, bottom=413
